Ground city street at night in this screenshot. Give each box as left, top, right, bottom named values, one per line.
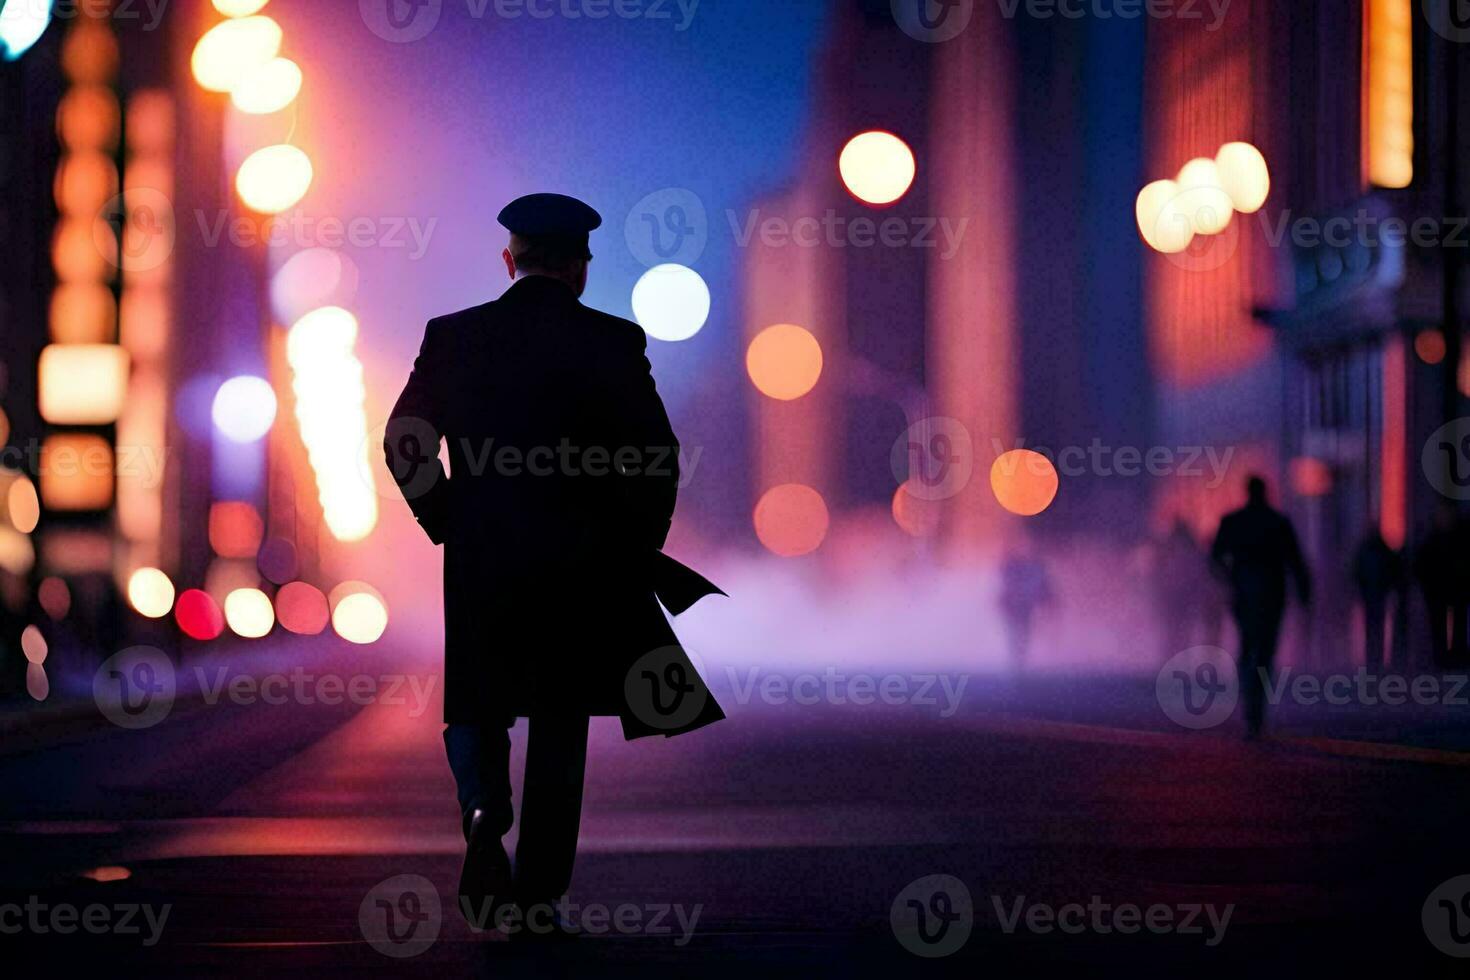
left=4, top=632, right=1469, bottom=974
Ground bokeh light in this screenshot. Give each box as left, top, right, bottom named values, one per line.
left=214, top=0, right=273, bottom=16
left=212, top=375, right=278, bottom=443
left=746, top=324, right=823, bottom=400
left=257, top=537, right=299, bottom=584
left=40, top=434, right=114, bottom=511
left=990, top=449, right=1060, bottom=517
left=1215, top=141, right=1271, bottom=214
left=230, top=57, right=301, bottom=115
left=176, top=589, right=225, bottom=640
left=8, top=475, right=40, bottom=534
left=892, top=481, right=942, bottom=538
left=61, top=18, right=118, bottom=84
left=235, top=144, right=313, bottom=214
left=277, top=581, right=329, bottom=635
left=38, top=577, right=71, bottom=620
left=753, top=484, right=830, bottom=557
left=225, top=587, right=275, bottom=638
left=1135, top=179, right=1194, bottom=254
left=631, top=264, right=710, bottom=342
left=21, top=625, right=47, bottom=665
left=270, top=248, right=359, bottom=326
left=127, top=567, right=176, bottom=619
left=57, top=85, right=121, bottom=151
left=1415, top=329, right=1446, bottom=365
left=50, top=282, right=117, bottom=344
left=209, top=501, right=265, bottom=558
left=39, top=344, right=130, bottom=425
left=331, top=587, right=389, bottom=644
left=838, top=131, right=916, bottom=206
left=288, top=307, right=379, bottom=542
left=191, top=15, right=283, bottom=93
left=26, top=663, right=48, bottom=701
left=1174, top=157, right=1235, bottom=236
left=0, top=0, right=54, bottom=62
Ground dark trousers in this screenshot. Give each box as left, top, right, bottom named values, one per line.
left=443, top=715, right=590, bottom=905
left=1235, top=604, right=1284, bottom=735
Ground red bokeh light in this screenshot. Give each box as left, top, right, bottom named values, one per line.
left=175, top=588, right=225, bottom=640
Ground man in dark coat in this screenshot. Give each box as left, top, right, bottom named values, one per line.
left=1210, top=475, right=1312, bottom=738
left=384, top=193, right=723, bottom=935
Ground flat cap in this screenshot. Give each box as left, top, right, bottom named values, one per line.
left=497, top=193, right=603, bottom=236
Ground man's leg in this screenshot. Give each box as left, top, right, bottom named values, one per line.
left=1236, top=613, right=1265, bottom=737
left=443, top=723, right=513, bottom=839
left=444, top=722, right=515, bottom=928
left=514, top=714, right=590, bottom=910
left=1363, top=602, right=1386, bottom=673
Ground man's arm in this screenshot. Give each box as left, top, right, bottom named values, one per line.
left=616, top=327, right=679, bottom=549
left=384, top=319, right=452, bottom=544
left=1284, top=519, right=1313, bottom=605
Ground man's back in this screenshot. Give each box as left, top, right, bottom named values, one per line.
left=1211, top=501, right=1310, bottom=609
left=391, top=275, right=678, bottom=579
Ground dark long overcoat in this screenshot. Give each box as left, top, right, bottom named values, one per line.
left=385, top=275, right=724, bottom=738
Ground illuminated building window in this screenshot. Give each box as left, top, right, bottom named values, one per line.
left=1365, top=0, right=1413, bottom=189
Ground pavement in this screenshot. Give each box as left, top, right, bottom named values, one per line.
left=2, top=639, right=1469, bottom=976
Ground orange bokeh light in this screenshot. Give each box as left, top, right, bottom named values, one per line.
left=209, top=501, right=265, bottom=558
left=892, top=481, right=942, bottom=538
left=57, top=85, right=121, bottom=151
left=746, top=323, right=823, bottom=401
left=1415, top=329, right=1446, bottom=365
left=753, top=484, right=830, bottom=557
left=50, top=282, right=117, bottom=343
left=277, top=581, right=329, bottom=635
left=989, top=449, right=1060, bottom=517
left=40, top=434, right=115, bottom=512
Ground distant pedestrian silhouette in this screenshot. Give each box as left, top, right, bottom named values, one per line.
left=385, top=193, right=724, bottom=938
left=1351, top=527, right=1403, bottom=672
left=1414, top=503, right=1469, bottom=669
left=1152, top=518, right=1208, bottom=660
left=1210, top=476, right=1311, bottom=738
left=998, top=540, right=1054, bottom=669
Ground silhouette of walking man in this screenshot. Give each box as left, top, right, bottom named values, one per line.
left=1351, top=526, right=1403, bottom=672
left=384, top=193, right=724, bottom=938
left=1210, top=475, right=1312, bottom=738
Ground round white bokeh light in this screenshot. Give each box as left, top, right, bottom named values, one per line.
left=631, top=264, right=710, bottom=342
left=212, top=375, right=278, bottom=443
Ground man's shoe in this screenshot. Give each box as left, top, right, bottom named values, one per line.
left=457, top=809, right=514, bottom=932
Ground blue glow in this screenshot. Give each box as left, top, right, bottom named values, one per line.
left=0, top=0, right=55, bottom=62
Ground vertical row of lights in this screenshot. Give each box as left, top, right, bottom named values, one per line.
left=176, top=0, right=385, bottom=644
left=117, top=91, right=176, bottom=603
left=1365, top=0, right=1413, bottom=190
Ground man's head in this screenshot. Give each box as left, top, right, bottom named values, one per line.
left=1246, top=475, right=1268, bottom=506
left=497, top=193, right=603, bottom=298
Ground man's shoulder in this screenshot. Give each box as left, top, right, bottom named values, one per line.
left=425, top=300, right=496, bottom=333
left=572, top=304, right=647, bottom=351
